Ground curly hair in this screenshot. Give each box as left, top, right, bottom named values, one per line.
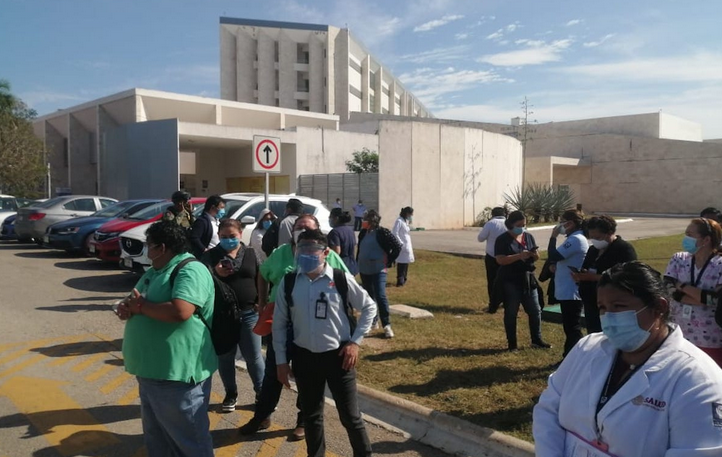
left=145, top=220, right=189, bottom=254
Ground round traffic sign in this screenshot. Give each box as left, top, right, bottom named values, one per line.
left=255, top=139, right=280, bottom=170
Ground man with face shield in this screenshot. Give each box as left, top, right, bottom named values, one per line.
left=239, top=214, right=349, bottom=441
left=533, top=261, right=722, bottom=456
left=273, top=229, right=376, bottom=457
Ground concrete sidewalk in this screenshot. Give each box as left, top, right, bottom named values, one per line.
left=410, top=217, right=688, bottom=257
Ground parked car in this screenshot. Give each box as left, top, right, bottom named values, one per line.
left=0, top=199, right=45, bottom=240
left=0, top=195, right=18, bottom=227
left=92, top=198, right=206, bottom=263
left=44, top=199, right=162, bottom=255
left=15, top=196, right=118, bottom=243
left=119, top=193, right=330, bottom=273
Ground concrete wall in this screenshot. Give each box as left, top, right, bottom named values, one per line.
left=44, top=121, right=69, bottom=196
left=69, top=114, right=97, bottom=195
left=659, top=112, right=702, bottom=142
left=378, top=121, right=522, bottom=230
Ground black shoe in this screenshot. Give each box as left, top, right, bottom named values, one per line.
left=508, top=343, right=518, bottom=352
left=221, top=394, right=237, bottom=413
left=239, top=417, right=271, bottom=435
left=531, top=340, right=552, bottom=349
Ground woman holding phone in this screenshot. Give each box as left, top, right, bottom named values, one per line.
left=201, top=219, right=264, bottom=413
left=494, top=210, right=551, bottom=351
left=547, top=209, right=589, bottom=359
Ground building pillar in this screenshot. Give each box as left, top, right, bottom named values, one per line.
left=256, top=31, right=276, bottom=106
left=361, top=55, right=370, bottom=113
left=308, top=34, right=325, bottom=113
left=236, top=28, right=256, bottom=103
left=374, top=67, right=383, bottom=113
left=278, top=30, right=296, bottom=109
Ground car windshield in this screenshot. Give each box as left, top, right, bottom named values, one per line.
left=33, top=197, right=67, bottom=209
left=127, top=202, right=172, bottom=220
left=92, top=200, right=149, bottom=218
left=16, top=198, right=35, bottom=208
left=224, top=199, right=249, bottom=217
left=0, top=198, right=17, bottom=211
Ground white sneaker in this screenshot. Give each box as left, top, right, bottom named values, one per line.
left=384, top=325, right=395, bottom=339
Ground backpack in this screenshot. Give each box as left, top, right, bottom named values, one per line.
left=170, top=258, right=241, bottom=355
left=283, top=268, right=356, bottom=334
left=261, top=218, right=281, bottom=257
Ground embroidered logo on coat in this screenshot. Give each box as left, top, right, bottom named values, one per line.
left=713, top=402, right=722, bottom=428
left=632, top=395, right=666, bottom=411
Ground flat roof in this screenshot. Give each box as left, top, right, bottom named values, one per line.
left=220, top=17, right=328, bottom=32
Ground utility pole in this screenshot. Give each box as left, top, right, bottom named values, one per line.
left=519, top=97, right=537, bottom=187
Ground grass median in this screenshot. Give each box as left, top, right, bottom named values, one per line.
left=355, top=233, right=683, bottom=441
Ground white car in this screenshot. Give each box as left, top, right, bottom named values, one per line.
left=119, top=193, right=331, bottom=273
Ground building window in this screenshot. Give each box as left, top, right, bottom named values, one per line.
left=349, top=60, right=362, bottom=73
left=349, top=85, right=362, bottom=99
left=274, top=41, right=279, bottom=62
left=370, top=95, right=375, bottom=110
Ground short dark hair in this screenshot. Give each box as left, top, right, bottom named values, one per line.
left=504, top=210, right=526, bottom=229
left=297, top=229, right=328, bottom=247
left=287, top=198, right=304, bottom=213
left=400, top=206, right=414, bottom=218
left=219, top=219, right=244, bottom=232
left=700, top=207, right=721, bottom=221
left=330, top=208, right=352, bottom=224
left=171, top=190, right=190, bottom=202
left=598, top=261, right=670, bottom=321
left=204, top=195, right=225, bottom=212
left=146, top=220, right=189, bottom=255
left=491, top=207, right=507, bottom=217
left=561, top=209, right=585, bottom=230
left=364, top=209, right=381, bottom=226
left=587, top=215, right=617, bottom=235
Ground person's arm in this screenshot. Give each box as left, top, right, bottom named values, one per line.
left=667, top=366, right=722, bottom=453
left=477, top=223, right=491, bottom=242
left=391, top=219, right=404, bottom=244
left=189, top=218, right=206, bottom=256
left=327, top=230, right=342, bottom=255
left=339, top=274, right=378, bottom=370
left=125, top=290, right=198, bottom=322
left=272, top=276, right=292, bottom=387
left=546, top=236, right=565, bottom=262
left=494, top=235, right=532, bottom=266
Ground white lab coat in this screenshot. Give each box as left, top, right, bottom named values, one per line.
left=392, top=217, right=414, bottom=263
left=533, top=326, right=722, bottom=457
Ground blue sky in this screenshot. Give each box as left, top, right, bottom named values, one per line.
left=2, top=0, right=721, bottom=137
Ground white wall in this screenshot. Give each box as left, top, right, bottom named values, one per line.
left=659, top=112, right=703, bottom=142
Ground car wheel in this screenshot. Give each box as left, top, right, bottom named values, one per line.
left=83, top=234, right=94, bottom=257
left=17, top=237, right=32, bottom=244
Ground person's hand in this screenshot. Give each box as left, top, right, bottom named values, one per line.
left=126, top=289, right=145, bottom=315
left=570, top=271, right=581, bottom=283
left=520, top=251, right=532, bottom=260
left=115, top=302, right=132, bottom=320
left=277, top=363, right=292, bottom=388
left=551, top=225, right=561, bottom=238
left=339, top=342, right=359, bottom=370
left=549, top=264, right=557, bottom=274
left=214, top=262, right=232, bottom=277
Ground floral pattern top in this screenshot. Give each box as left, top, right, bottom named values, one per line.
left=664, top=251, right=722, bottom=349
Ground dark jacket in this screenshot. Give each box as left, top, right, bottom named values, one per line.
left=579, top=236, right=637, bottom=306
left=357, top=226, right=403, bottom=267
left=190, top=212, right=214, bottom=259
left=200, top=244, right=259, bottom=310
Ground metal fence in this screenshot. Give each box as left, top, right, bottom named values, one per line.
left=297, top=173, right=379, bottom=213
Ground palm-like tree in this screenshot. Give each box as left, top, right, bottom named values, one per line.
left=0, top=79, right=16, bottom=114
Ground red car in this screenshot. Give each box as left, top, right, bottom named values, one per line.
left=88, top=198, right=206, bottom=262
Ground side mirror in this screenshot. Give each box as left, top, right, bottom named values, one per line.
left=241, top=216, right=256, bottom=225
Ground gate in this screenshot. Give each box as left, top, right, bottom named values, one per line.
left=297, top=173, right=379, bottom=213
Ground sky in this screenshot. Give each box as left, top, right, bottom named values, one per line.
left=2, top=0, right=721, bottom=138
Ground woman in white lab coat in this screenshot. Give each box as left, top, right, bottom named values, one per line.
left=392, top=207, right=414, bottom=287
left=533, top=261, right=722, bottom=456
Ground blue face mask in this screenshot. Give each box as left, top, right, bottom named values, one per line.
left=219, top=237, right=240, bottom=251
left=296, top=254, right=321, bottom=274
left=682, top=235, right=699, bottom=254
left=216, top=208, right=226, bottom=219
left=512, top=226, right=525, bottom=236
left=262, top=220, right=272, bottom=230
left=600, top=307, right=651, bottom=352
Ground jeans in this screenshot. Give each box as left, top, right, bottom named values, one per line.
left=484, top=254, right=500, bottom=303
left=360, top=271, right=391, bottom=327
left=137, top=376, right=214, bottom=457
left=560, top=300, right=584, bottom=357
left=396, top=263, right=409, bottom=286
left=252, top=332, right=304, bottom=427
left=292, top=345, right=372, bottom=457
left=218, top=309, right=265, bottom=397
left=354, top=217, right=363, bottom=231
left=502, top=281, right=542, bottom=348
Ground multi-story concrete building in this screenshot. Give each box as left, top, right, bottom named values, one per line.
left=219, top=17, right=431, bottom=120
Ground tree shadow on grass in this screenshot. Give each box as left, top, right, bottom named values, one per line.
left=388, top=364, right=550, bottom=396
left=365, top=346, right=507, bottom=363
left=395, top=302, right=480, bottom=316
left=64, top=274, right=137, bottom=293
left=29, top=339, right=123, bottom=357
left=447, top=404, right=536, bottom=438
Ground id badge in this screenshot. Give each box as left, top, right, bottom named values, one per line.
left=315, top=299, right=328, bottom=319
left=682, top=304, right=693, bottom=320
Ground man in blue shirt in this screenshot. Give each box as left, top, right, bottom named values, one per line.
left=352, top=200, right=367, bottom=231
left=273, top=229, right=376, bottom=457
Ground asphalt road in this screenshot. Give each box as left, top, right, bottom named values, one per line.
left=410, top=217, right=690, bottom=257
left=0, top=241, right=447, bottom=457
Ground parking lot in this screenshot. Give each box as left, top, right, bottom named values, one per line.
left=0, top=241, right=444, bottom=457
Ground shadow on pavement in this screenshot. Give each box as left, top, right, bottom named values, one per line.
left=30, top=430, right=145, bottom=457
left=104, top=358, right=125, bottom=366
left=29, top=339, right=123, bottom=357
left=60, top=296, right=122, bottom=302
left=372, top=440, right=447, bottom=456
left=54, top=259, right=119, bottom=271
left=36, top=303, right=114, bottom=313
left=15, top=250, right=74, bottom=259
left=64, top=274, right=137, bottom=293
left=365, top=346, right=507, bottom=363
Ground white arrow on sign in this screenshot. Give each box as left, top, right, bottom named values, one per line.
left=252, top=135, right=281, bottom=174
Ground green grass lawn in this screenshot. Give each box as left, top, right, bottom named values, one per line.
left=355, top=234, right=683, bottom=442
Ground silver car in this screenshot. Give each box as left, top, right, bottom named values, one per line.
left=15, top=195, right=118, bottom=243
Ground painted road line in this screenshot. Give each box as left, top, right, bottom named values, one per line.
left=71, top=352, right=108, bottom=373
left=116, top=385, right=139, bottom=406
left=0, top=376, right=119, bottom=456
left=100, top=371, right=133, bottom=395
left=0, top=335, right=85, bottom=379
left=84, top=362, right=117, bottom=383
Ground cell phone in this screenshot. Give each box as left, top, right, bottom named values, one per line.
left=530, top=246, right=539, bottom=252
left=567, top=266, right=580, bottom=273
left=220, top=259, right=233, bottom=269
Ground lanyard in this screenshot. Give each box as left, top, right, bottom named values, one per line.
left=596, top=352, right=642, bottom=416
left=690, top=254, right=714, bottom=287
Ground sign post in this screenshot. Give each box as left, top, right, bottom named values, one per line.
left=252, top=135, right=281, bottom=209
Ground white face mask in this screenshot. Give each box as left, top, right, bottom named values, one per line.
left=590, top=239, right=609, bottom=250
left=293, top=229, right=305, bottom=244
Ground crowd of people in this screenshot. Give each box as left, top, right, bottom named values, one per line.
left=115, top=194, right=722, bottom=456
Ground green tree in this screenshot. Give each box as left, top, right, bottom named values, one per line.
left=345, top=147, right=379, bottom=173
left=0, top=80, right=46, bottom=197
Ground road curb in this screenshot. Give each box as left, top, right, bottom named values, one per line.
left=234, top=358, right=535, bottom=457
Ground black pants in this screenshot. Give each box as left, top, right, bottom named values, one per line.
left=559, top=300, right=584, bottom=357
left=354, top=217, right=363, bottom=231
left=292, top=344, right=372, bottom=457
left=583, top=298, right=602, bottom=334
left=396, top=263, right=409, bottom=286
left=253, top=335, right=303, bottom=427
left=484, top=254, right=499, bottom=303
